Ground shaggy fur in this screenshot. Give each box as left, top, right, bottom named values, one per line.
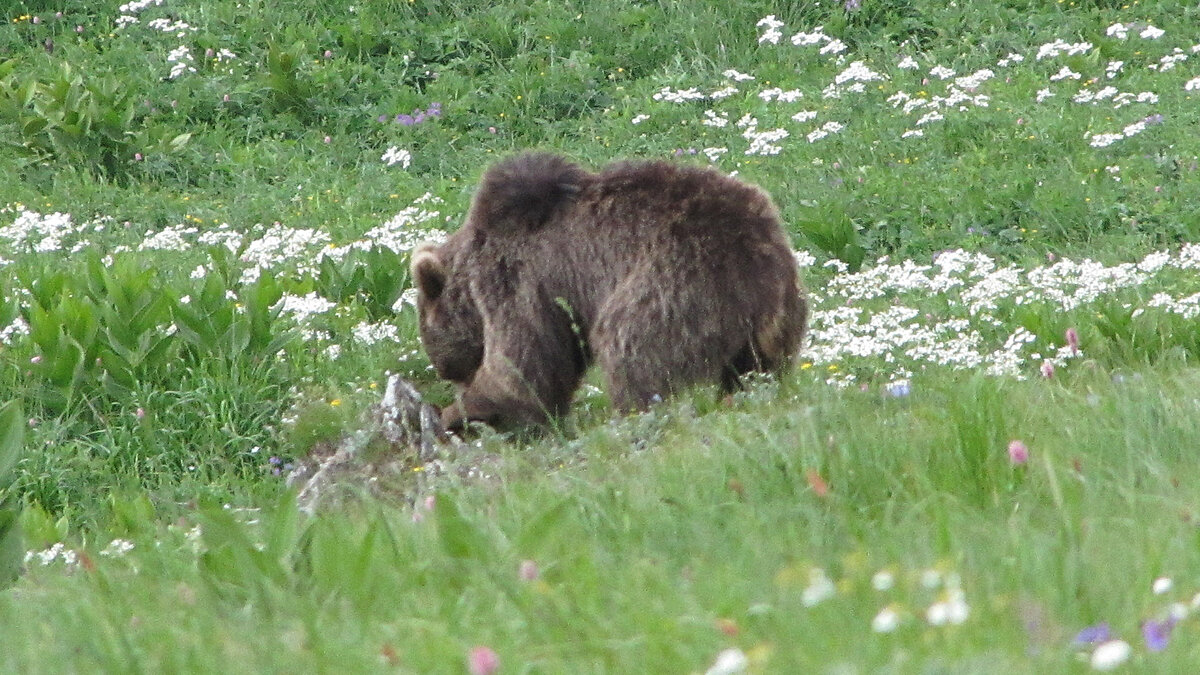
left=412, top=151, right=808, bottom=429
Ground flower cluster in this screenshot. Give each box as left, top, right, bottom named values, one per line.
left=382, top=146, right=412, bottom=168
left=0, top=207, right=90, bottom=254
left=377, top=102, right=442, bottom=126
left=637, top=13, right=1198, bottom=164
left=806, top=244, right=1200, bottom=387
left=1070, top=575, right=1200, bottom=669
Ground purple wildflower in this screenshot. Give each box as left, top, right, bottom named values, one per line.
left=1142, top=617, right=1176, bottom=652
left=395, top=114, right=414, bottom=125
left=1073, top=622, right=1112, bottom=645
left=1142, top=113, right=1165, bottom=126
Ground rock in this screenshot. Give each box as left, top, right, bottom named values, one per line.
left=287, top=374, right=456, bottom=514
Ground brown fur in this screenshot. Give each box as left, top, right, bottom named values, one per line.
left=412, top=152, right=808, bottom=429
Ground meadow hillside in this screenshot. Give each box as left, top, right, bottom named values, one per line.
left=4, top=0, right=1200, bottom=671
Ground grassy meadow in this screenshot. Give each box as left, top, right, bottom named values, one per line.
left=4, top=0, right=1200, bottom=671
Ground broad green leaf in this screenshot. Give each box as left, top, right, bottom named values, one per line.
left=0, top=400, right=24, bottom=480
left=434, top=493, right=488, bottom=561
left=0, top=504, right=21, bottom=588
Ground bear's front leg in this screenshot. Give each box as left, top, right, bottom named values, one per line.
left=441, top=368, right=561, bottom=431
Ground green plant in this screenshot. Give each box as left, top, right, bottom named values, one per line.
left=171, top=269, right=293, bottom=367
left=316, top=247, right=410, bottom=322
left=795, top=204, right=866, bottom=272
left=0, top=60, right=190, bottom=180
left=0, top=400, right=25, bottom=588
left=18, top=255, right=180, bottom=413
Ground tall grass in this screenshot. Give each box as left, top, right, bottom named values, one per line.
left=3, top=0, right=1200, bottom=670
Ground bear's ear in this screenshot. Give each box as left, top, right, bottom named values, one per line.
left=411, top=243, right=447, bottom=300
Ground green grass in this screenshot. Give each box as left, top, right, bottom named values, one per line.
left=4, top=0, right=1200, bottom=671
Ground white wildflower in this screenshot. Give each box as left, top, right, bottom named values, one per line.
left=24, top=543, right=78, bottom=567
left=836, top=61, right=886, bottom=84
left=997, top=52, right=1025, bottom=67
left=273, top=292, right=337, bottom=324
left=1089, top=133, right=1123, bottom=148
left=351, top=321, right=401, bottom=345
left=758, top=87, right=803, bottom=102
left=757, top=15, right=784, bottom=44
left=704, top=648, right=748, bottom=675
left=929, top=65, right=956, bottom=80
left=0, top=316, right=30, bottom=344
left=806, top=121, right=843, bottom=143
left=1037, top=39, right=1092, bottom=60
left=119, top=0, right=163, bottom=12
left=197, top=225, right=243, bottom=253
left=381, top=146, right=412, bottom=168
left=791, top=27, right=829, bottom=47
left=872, top=606, right=901, bottom=633
left=100, top=539, right=135, bottom=557
left=393, top=288, right=419, bottom=311
left=926, top=587, right=970, bottom=626
left=744, top=127, right=789, bottom=155
left=802, top=568, right=836, bottom=607
left=820, top=39, right=847, bottom=55
left=652, top=86, right=706, bottom=103
left=139, top=224, right=197, bottom=252
left=722, top=69, right=755, bottom=82
left=915, top=111, right=944, bottom=126
left=1122, top=121, right=1147, bottom=138
left=1140, top=25, right=1165, bottom=40
left=898, top=55, right=919, bottom=69
left=1090, top=640, right=1132, bottom=671
left=239, top=224, right=331, bottom=280
left=1049, top=66, right=1081, bottom=81
left=166, top=45, right=196, bottom=79
left=872, top=570, right=895, bottom=591
left=630, top=114, right=649, bottom=125
left=954, top=69, right=994, bottom=90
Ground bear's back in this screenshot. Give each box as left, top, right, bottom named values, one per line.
left=577, top=160, right=784, bottom=247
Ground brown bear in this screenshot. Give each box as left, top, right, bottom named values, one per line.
left=411, top=151, right=807, bottom=430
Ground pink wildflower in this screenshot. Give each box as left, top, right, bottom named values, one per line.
left=1008, top=440, right=1029, bottom=465
left=1040, top=360, right=1055, bottom=378
left=467, top=646, right=500, bottom=675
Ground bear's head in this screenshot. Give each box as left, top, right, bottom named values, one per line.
left=410, top=241, right=484, bottom=384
